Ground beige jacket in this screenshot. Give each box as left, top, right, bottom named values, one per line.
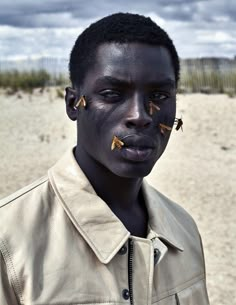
left=0, top=149, right=209, bottom=305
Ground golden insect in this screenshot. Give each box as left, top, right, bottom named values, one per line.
left=159, top=123, right=172, bottom=135
left=74, top=95, right=87, bottom=109
left=111, top=136, right=124, bottom=151
left=149, top=101, right=160, bottom=115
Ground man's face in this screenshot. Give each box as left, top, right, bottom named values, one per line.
left=73, top=43, right=176, bottom=178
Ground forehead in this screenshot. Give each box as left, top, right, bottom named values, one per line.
left=89, top=42, right=175, bottom=85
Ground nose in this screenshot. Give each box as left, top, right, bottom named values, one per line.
left=125, top=94, right=152, bottom=129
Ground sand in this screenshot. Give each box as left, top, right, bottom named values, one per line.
left=0, top=88, right=235, bottom=304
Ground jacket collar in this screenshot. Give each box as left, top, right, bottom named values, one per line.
left=48, top=149, right=184, bottom=264
left=142, top=181, right=184, bottom=252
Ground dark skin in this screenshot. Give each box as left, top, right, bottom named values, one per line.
left=65, top=43, right=176, bottom=238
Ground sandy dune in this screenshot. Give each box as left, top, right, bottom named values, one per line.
left=0, top=88, right=235, bottom=304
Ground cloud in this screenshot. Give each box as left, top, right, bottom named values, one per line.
left=1, top=0, right=234, bottom=28
left=0, top=26, right=83, bottom=60
left=0, top=0, right=235, bottom=58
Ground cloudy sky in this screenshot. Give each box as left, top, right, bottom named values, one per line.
left=0, top=0, right=235, bottom=60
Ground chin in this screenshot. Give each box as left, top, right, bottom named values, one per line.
left=110, top=162, right=155, bottom=178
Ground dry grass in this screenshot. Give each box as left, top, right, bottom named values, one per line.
left=179, top=70, right=236, bottom=96
left=0, top=69, right=236, bottom=96
left=0, top=70, right=68, bottom=93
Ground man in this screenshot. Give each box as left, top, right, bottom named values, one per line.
left=0, top=13, right=209, bottom=305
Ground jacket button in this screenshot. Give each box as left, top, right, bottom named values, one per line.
left=154, top=248, right=161, bottom=265
left=122, top=289, right=130, bottom=300
left=118, top=245, right=127, bottom=255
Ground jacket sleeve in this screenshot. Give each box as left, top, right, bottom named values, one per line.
left=199, top=233, right=210, bottom=304
left=0, top=252, right=19, bottom=305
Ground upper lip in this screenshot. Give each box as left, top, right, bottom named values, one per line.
left=120, top=134, right=156, bottom=148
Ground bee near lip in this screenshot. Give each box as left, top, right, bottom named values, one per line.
left=111, top=136, right=124, bottom=150
left=111, top=134, right=156, bottom=152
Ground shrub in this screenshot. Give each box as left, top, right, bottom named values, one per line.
left=0, top=70, right=50, bottom=92
left=0, top=70, right=69, bottom=92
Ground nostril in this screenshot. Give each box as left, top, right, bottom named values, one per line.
left=126, top=121, right=135, bottom=128
left=126, top=119, right=151, bottom=129
left=144, top=121, right=151, bottom=127
left=126, top=116, right=152, bottom=129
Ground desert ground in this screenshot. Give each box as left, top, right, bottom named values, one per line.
left=0, top=88, right=235, bottom=304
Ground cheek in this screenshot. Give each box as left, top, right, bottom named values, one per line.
left=77, top=102, right=121, bottom=150
left=157, top=99, right=176, bottom=125
left=86, top=102, right=123, bottom=135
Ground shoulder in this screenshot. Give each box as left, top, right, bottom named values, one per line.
left=0, top=175, right=48, bottom=209
left=0, top=176, right=55, bottom=303
left=0, top=176, right=53, bottom=239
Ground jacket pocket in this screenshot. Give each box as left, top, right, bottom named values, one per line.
left=156, top=278, right=209, bottom=305
left=175, top=279, right=210, bottom=305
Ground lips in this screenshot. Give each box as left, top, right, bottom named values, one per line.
left=121, top=134, right=155, bottom=149
left=119, top=134, right=156, bottom=162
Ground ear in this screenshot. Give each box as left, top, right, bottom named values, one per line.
left=65, top=86, right=78, bottom=121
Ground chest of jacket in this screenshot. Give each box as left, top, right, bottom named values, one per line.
left=14, top=232, right=208, bottom=305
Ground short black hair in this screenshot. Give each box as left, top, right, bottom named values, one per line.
left=69, top=12, right=180, bottom=88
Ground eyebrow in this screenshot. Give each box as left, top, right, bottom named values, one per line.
left=147, top=79, right=176, bottom=88
left=94, top=76, right=176, bottom=88
left=94, top=76, right=128, bottom=87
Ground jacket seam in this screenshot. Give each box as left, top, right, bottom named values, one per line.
left=0, top=238, right=23, bottom=304
left=147, top=244, right=153, bottom=305
left=152, top=273, right=205, bottom=303
left=174, top=272, right=205, bottom=294
left=0, top=176, right=48, bottom=209
left=25, top=301, right=127, bottom=305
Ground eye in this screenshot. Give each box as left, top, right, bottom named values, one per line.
left=150, top=92, right=169, bottom=101
left=99, top=89, right=121, bottom=99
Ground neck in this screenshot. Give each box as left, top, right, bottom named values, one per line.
left=74, top=146, right=143, bottom=211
